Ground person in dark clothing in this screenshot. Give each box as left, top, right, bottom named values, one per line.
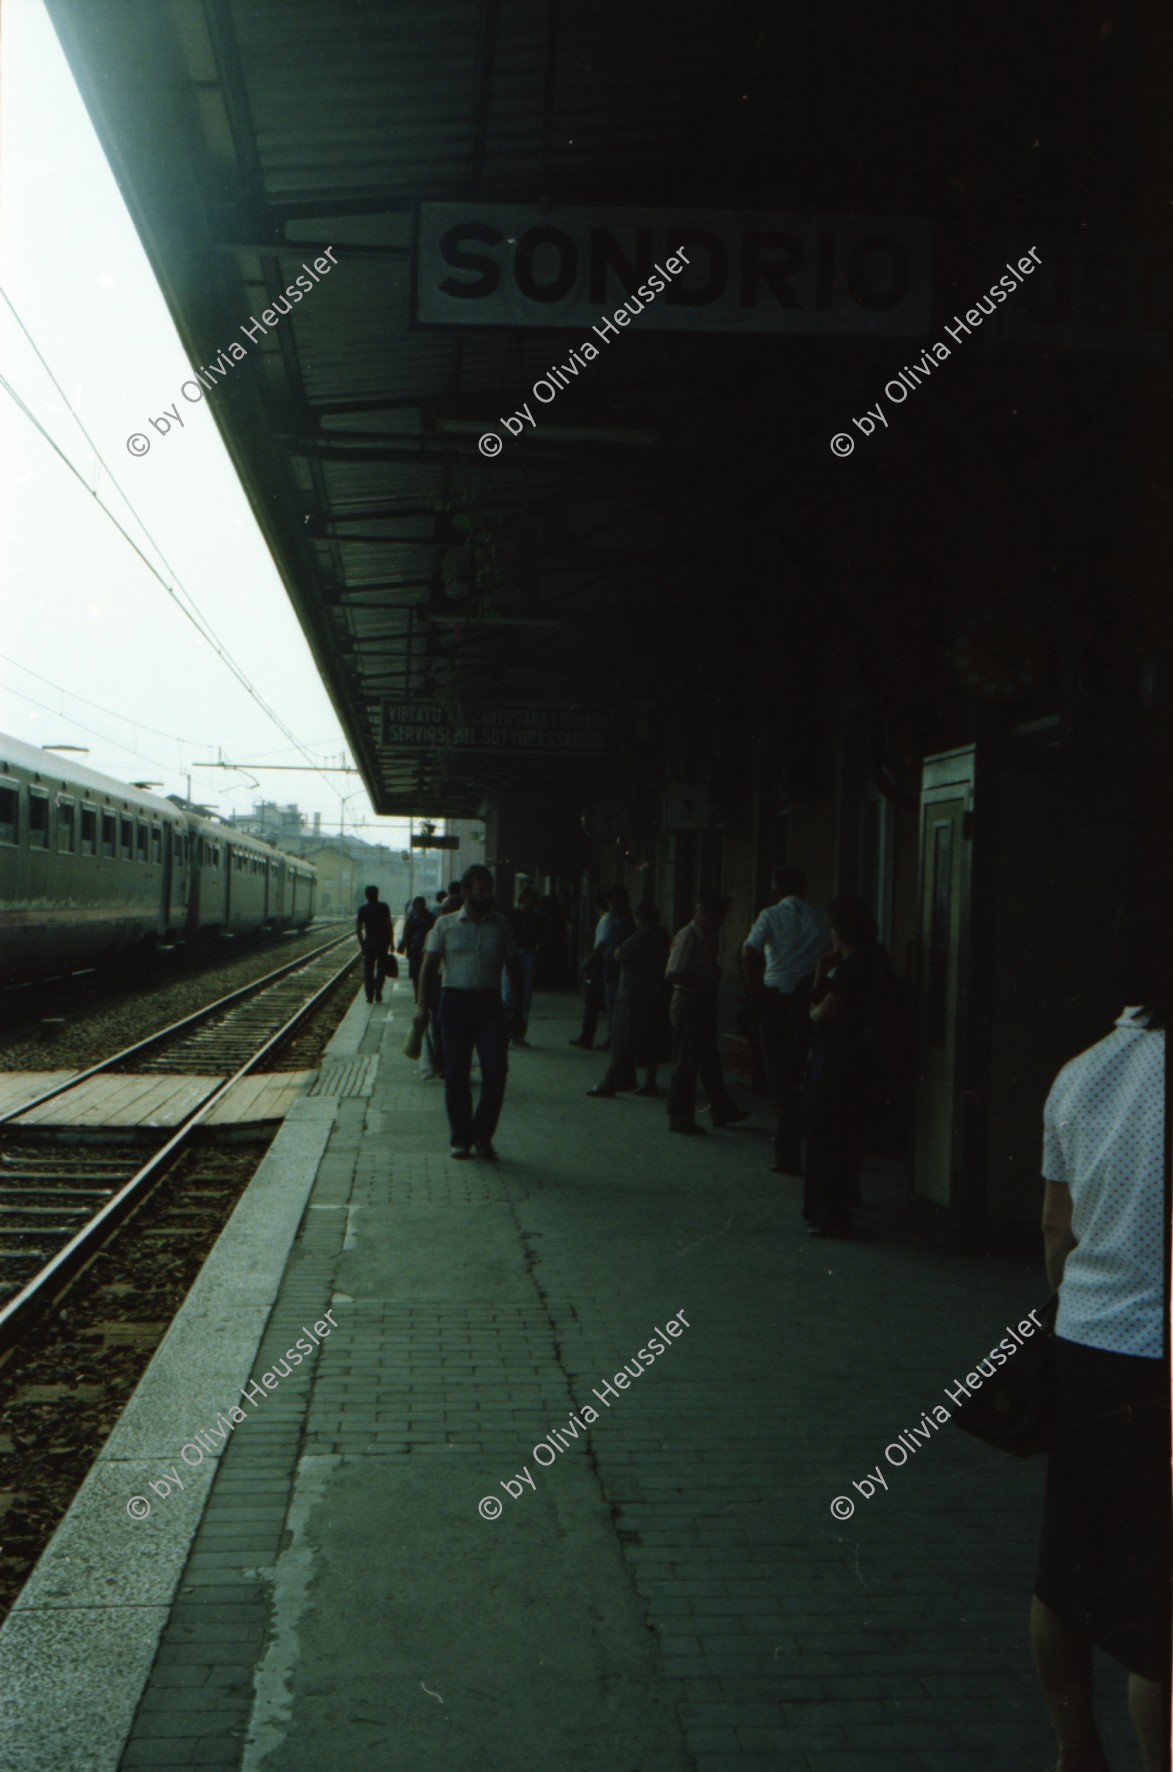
left=587, top=902, right=672, bottom=1098
left=355, top=885, right=394, bottom=1004
left=570, top=887, right=615, bottom=1049
left=503, top=885, right=541, bottom=1045
left=802, top=895, right=880, bottom=1237
left=600, top=886, right=635, bottom=1052
left=397, top=895, right=436, bottom=999
left=665, top=895, right=750, bottom=1135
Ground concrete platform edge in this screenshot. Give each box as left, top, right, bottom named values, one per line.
left=0, top=1001, right=367, bottom=1772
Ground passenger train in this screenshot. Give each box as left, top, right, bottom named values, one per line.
left=0, top=733, right=316, bottom=985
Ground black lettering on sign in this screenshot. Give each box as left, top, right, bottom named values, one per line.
left=666, top=231, right=728, bottom=305
left=516, top=227, right=578, bottom=302
left=588, top=227, right=654, bottom=303
left=846, top=237, right=909, bottom=312
left=740, top=232, right=804, bottom=309
left=437, top=222, right=503, bottom=298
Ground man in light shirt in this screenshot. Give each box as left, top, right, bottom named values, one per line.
left=414, top=866, right=524, bottom=1160
left=742, top=867, right=828, bottom=1175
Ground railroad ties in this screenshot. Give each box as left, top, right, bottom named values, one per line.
left=0, top=937, right=360, bottom=1346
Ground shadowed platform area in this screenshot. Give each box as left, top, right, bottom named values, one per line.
left=0, top=982, right=1134, bottom=1772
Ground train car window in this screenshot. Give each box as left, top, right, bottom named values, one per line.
left=119, top=815, right=133, bottom=859
left=136, top=822, right=148, bottom=861
left=28, top=790, right=50, bottom=849
left=0, top=780, right=18, bottom=845
left=101, top=812, right=116, bottom=858
left=151, top=825, right=162, bottom=863
left=57, top=797, right=75, bottom=853
left=81, top=806, right=97, bottom=855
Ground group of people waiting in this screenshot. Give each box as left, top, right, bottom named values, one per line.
left=358, top=864, right=1169, bottom=1769
left=569, top=869, right=894, bottom=1239
left=360, top=865, right=894, bottom=1238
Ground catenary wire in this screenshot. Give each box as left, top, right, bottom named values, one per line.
left=0, top=290, right=339, bottom=800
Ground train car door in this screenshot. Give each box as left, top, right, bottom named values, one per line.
left=161, top=823, right=173, bottom=929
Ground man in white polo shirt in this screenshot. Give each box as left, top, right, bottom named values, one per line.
left=742, top=868, right=828, bottom=1175
left=413, top=866, right=524, bottom=1160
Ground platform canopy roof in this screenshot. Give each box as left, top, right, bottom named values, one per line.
left=46, top=1, right=1072, bottom=817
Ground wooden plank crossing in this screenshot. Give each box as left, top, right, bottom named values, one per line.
left=0, top=1073, right=76, bottom=1115
left=0, top=1071, right=316, bottom=1128
left=204, top=1073, right=316, bottom=1125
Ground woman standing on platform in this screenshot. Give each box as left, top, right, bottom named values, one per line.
left=587, top=902, right=672, bottom=1098
left=803, top=895, right=879, bottom=1238
left=599, top=886, right=635, bottom=1053
left=1030, top=919, right=1168, bottom=1772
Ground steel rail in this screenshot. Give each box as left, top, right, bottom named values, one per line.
left=0, top=934, right=352, bottom=1127
left=0, top=946, right=359, bottom=1355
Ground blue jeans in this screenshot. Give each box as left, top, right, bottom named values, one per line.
left=438, top=989, right=509, bottom=1147
left=501, top=949, right=538, bottom=1027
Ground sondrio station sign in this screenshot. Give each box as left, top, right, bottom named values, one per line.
left=414, top=204, right=931, bottom=336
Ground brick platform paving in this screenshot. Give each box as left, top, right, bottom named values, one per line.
left=115, top=982, right=1133, bottom=1771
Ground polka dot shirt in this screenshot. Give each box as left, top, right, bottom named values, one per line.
left=1042, top=1009, right=1166, bottom=1358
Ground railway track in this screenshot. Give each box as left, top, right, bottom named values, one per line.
left=0, top=935, right=358, bottom=1355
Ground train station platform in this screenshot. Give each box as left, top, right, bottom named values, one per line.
left=0, top=983, right=1134, bottom=1772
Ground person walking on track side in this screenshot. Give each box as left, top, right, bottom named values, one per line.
left=665, top=894, right=750, bottom=1135
left=356, top=884, right=394, bottom=1004
left=413, top=865, right=524, bottom=1161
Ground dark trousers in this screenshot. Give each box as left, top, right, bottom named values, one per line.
left=667, top=992, right=731, bottom=1128
left=362, top=945, right=390, bottom=1000
left=757, top=988, right=804, bottom=1172
left=502, top=948, right=538, bottom=1026
left=438, top=989, right=508, bottom=1147
left=578, top=959, right=606, bottom=1044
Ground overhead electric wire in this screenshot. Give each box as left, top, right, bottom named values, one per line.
left=0, top=651, right=204, bottom=748
left=0, top=651, right=342, bottom=766
left=0, top=287, right=339, bottom=801
left=0, top=679, right=180, bottom=776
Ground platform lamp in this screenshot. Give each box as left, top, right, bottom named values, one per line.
left=41, top=743, right=88, bottom=755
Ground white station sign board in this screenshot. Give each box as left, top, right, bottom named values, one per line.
left=414, top=203, right=932, bottom=336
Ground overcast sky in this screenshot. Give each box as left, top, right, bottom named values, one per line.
left=0, top=0, right=419, bottom=845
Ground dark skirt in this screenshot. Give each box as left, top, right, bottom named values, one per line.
left=623, top=981, right=672, bottom=1068
left=1034, top=1335, right=1171, bottom=1680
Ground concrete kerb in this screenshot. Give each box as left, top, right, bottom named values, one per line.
left=0, top=982, right=373, bottom=1772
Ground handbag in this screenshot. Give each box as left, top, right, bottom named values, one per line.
left=949, top=1293, right=1059, bottom=1458
left=402, top=1021, right=423, bottom=1060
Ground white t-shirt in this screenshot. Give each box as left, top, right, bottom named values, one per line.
left=743, top=895, right=829, bottom=993
left=1042, top=1009, right=1166, bottom=1358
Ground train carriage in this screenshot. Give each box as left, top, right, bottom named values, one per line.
left=0, top=734, right=190, bottom=983
left=0, top=734, right=315, bottom=983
